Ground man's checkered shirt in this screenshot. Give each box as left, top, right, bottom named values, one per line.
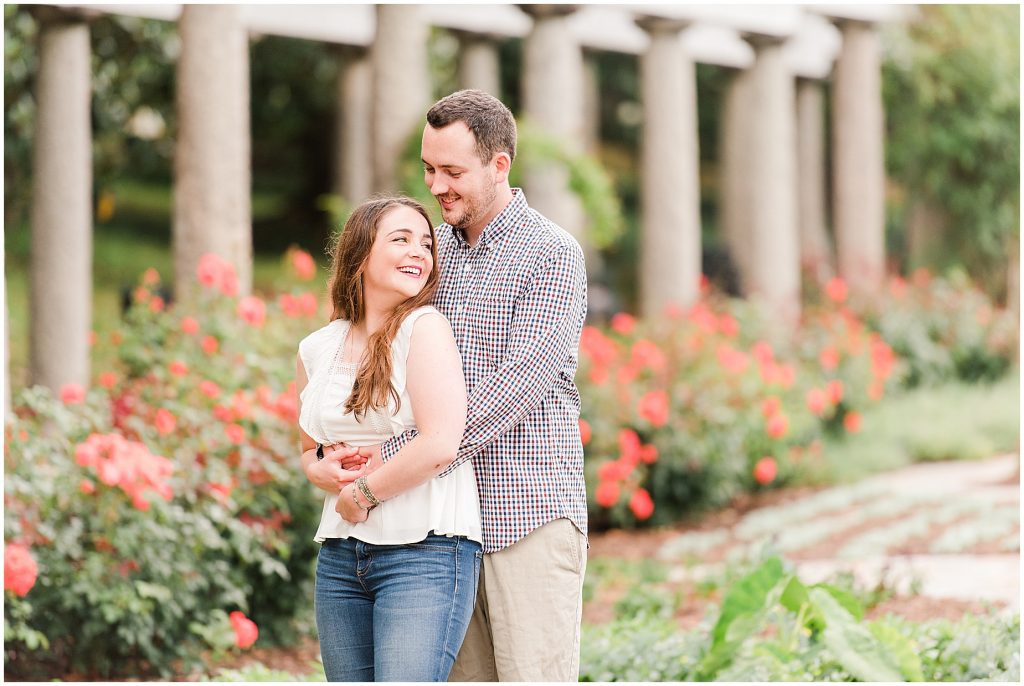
left=380, top=189, right=589, bottom=553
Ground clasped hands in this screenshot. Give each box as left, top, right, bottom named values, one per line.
left=304, top=443, right=383, bottom=524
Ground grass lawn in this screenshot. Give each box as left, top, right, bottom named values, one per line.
left=815, top=372, right=1020, bottom=483
left=5, top=179, right=328, bottom=391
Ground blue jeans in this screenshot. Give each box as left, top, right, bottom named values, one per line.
left=315, top=533, right=482, bottom=682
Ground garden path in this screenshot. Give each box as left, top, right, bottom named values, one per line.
left=656, top=453, right=1020, bottom=611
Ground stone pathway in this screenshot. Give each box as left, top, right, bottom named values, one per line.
left=658, top=453, right=1020, bottom=611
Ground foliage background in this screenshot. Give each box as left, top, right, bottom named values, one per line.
left=4, top=5, right=1020, bottom=311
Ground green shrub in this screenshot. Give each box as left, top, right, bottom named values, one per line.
left=580, top=274, right=1017, bottom=528
left=580, top=291, right=901, bottom=528
left=859, top=272, right=1018, bottom=387
left=4, top=256, right=324, bottom=678
left=580, top=555, right=1021, bottom=682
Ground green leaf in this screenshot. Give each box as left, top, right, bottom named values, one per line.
left=870, top=621, right=925, bottom=681
left=814, top=582, right=865, bottom=621
left=698, top=556, right=786, bottom=677
left=135, top=580, right=172, bottom=603
left=712, top=557, right=785, bottom=646
left=810, top=587, right=905, bottom=682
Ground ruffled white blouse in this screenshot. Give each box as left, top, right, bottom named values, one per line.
left=298, top=306, right=481, bottom=544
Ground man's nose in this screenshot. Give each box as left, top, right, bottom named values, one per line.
left=430, top=175, right=448, bottom=195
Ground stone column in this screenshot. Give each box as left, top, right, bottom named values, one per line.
left=719, top=66, right=754, bottom=295
left=456, top=31, right=501, bottom=96
left=743, top=32, right=800, bottom=324
left=832, top=19, right=885, bottom=295
left=28, top=8, right=92, bottom=392
left=334, top=46, right=373, bottom=205
left=796, top=77, right=833, bottom=281
left=636, top=16, right=702, bottom=316
left=173, top=4, right=252, bottom=299
left=520, top=5, right=586, bottom=242
left=372, top=5, right=430, bottom=193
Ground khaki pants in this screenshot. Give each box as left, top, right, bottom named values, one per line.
left=449, top=518, right=587, bottom=682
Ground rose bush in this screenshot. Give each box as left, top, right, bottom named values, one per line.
left=5, top=244, right=1015, bottom=677
left=578, top=274, right=1015, bottom=528
left=857, top=270, right=1018, bottom=387
left=4, top=251, right=325, bottom=678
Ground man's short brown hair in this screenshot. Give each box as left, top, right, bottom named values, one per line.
left=426, top=89, right=517, bottom=165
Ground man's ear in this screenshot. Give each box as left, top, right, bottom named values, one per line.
left=493, top=152, right=512, bottom=184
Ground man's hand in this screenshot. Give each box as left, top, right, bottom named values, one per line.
left=304, top=445, right=365, bottom=494
left=336, top=484, right=370, bottom=524
left=356, top=444, right=383, bottom=475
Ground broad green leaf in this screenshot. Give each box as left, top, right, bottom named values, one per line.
left=711, top=556, right=785, bottom=646
left=870, top=621, right=925, bottom=681
left=780, top=575, right=829, bottom=634
left=815, top=582, right=865, bottom=621
left=698, top=556, right=786, bottom=677
left=810, top=588, right=905, bottom=682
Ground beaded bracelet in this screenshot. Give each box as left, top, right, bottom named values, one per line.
left=351, top=484, right=373, bottom=512
left=355, top=476, right=381, bottom=508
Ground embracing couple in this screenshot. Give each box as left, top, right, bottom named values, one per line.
left=295, top=90, right=588, bottom=682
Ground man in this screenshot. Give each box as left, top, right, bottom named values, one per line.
left=374, top=89, right=588, bottom=681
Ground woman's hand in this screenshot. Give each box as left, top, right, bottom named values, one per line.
left=304, top=444, right=365, bottom=494
left=336, top=484, right=370, bottom=524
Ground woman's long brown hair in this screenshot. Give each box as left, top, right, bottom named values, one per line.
left=328, top=196, right=439, bottom=419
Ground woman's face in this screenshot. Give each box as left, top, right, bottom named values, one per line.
left=361, top=205, right=434, bottom=307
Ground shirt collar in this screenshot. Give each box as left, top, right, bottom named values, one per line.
left=448, top=188, right=530, bottom=248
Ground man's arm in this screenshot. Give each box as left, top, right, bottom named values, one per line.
left=378, top=241, right=586, bottom=469
left=450, top=242, right=587, bottom=473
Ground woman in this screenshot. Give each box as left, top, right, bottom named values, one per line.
left=295, top=196, right=481, bottom=682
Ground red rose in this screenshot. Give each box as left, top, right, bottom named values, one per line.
left=595, top=481, right=620, bottom=508
left=4, top=544, right=38, bottom=597
left=753, top=457, right=777, bottom=485
left=229, top=610, right=259, bottom=649
left=629, top=488, right=654, bottom=520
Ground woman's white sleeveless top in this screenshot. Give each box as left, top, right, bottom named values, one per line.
left=298, top=306, right=481, bottom=544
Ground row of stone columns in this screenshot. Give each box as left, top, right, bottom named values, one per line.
left=642, top=17, right=885, bottom=321
left=22, top=4, right=887, bottom=395
left=331, top=6, right=886, bottom=325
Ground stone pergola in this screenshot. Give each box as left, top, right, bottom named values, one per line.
left=20, top=3, right=900, bottom=396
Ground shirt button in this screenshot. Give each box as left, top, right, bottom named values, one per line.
left=464, top=263, right=473, bottom=272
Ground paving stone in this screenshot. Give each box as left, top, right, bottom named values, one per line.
left=659, top=454, right=1020, bottom=608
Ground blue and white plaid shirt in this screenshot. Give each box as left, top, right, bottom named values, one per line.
left=380, top=189, right=589, bottom=553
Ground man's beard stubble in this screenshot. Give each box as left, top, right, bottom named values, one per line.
left=442, top=182, right=497, bottom=232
